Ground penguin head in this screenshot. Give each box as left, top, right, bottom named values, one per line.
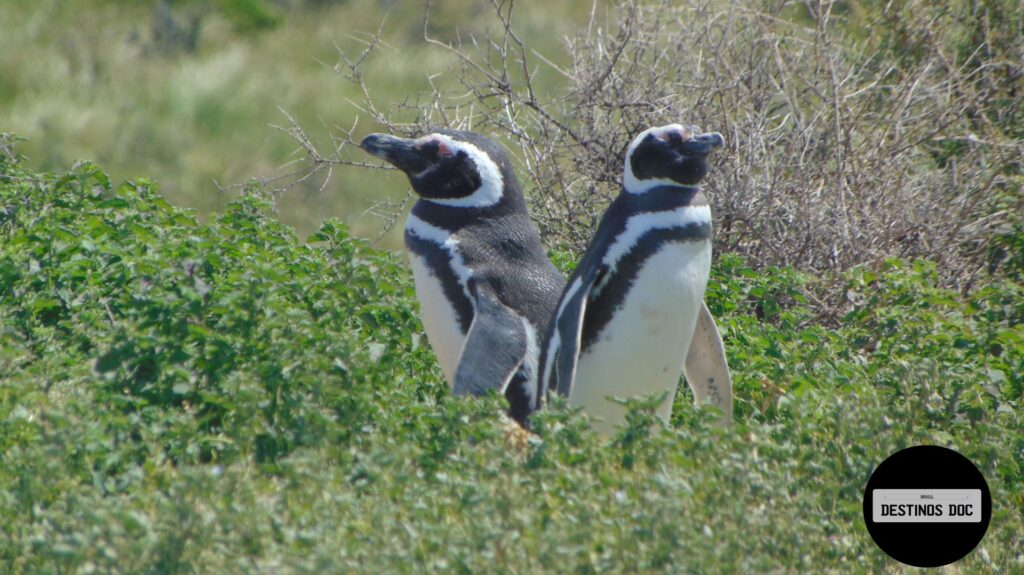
left=623, top=124, right=724, bottom=192
left=361, top=129, right=512, bottom=208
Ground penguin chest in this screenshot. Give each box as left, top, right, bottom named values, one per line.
left=571, top=240, right=711, bottom=434
left=408, top=253, right=470, bottom=384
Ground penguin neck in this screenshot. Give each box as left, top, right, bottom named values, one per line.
left=411, top=187, right=527, bottom=232
left=619, top=184, right=708, bottom=211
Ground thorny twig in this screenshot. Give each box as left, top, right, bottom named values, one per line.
left=281, top=0, right=1022, bottom=301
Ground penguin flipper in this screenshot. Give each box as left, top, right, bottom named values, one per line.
left=452, top=291, right=528, bottom=398
left=549, top=271, right=600, bottom=398
left=682, top=300, right=733, bottom=425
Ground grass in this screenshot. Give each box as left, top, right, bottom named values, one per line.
left=1, top=148, right=1021, bottom=573
left=0, top=0, right=589, bottom=247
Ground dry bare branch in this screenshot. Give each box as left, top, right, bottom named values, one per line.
left=289, top=0, right=1023, bottom=299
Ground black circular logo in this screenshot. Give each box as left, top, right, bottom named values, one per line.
left=863, top=445, right=992, bottom=568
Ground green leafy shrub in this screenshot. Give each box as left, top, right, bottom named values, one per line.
left=1, top=153, right=1021, bottom=572
left=0, top=154, right=444, bottom=469
left=990, top=223, right=1024, bottom=280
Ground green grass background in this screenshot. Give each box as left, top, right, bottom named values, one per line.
left=0, top=0, right=586, bottom=247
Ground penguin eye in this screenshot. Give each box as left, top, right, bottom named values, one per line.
left=419, top=141, right=440, bottom=159
left=651, top=131, right=683, bottom=147
left=420, top=139, right=454, bottom=160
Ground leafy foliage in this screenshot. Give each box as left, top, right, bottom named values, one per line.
left=1, top=155, right=1022, bottom=572
left=0, top=151, right=443, bottom=466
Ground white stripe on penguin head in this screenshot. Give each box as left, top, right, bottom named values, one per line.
left=416, top=134, right=505, bottom=208
left=622, top=123, right=689, bottom=195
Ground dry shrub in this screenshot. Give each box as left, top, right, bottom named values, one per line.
left=296, top=0, right=1024, bottom=289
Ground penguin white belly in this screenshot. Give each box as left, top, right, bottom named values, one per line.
left=408, top=253, right=466, bottom=384
left=571, top=241, right=711, bottom=435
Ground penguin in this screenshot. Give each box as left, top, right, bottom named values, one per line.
left=538, top=123, right=732, bottom=434
left=360, top=129, right=564, bottom=424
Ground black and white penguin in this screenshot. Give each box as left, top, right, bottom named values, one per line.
left=360, top=129, right=564, bottom=424
left=538, top=123, right=732, bottom=434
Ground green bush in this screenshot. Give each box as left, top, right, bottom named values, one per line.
left=1, top=153, right=1021, bottom=572
left=0, top=151, right=443, bottom=466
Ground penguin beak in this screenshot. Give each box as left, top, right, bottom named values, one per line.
left=360, top=133, right=432, bottom=174
left=678, top=131, right=725, bottom=156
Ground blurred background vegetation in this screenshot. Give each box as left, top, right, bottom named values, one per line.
left=1, top=0, right=1021, bottom=277
left=0, top=0, right=590, bottom=245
